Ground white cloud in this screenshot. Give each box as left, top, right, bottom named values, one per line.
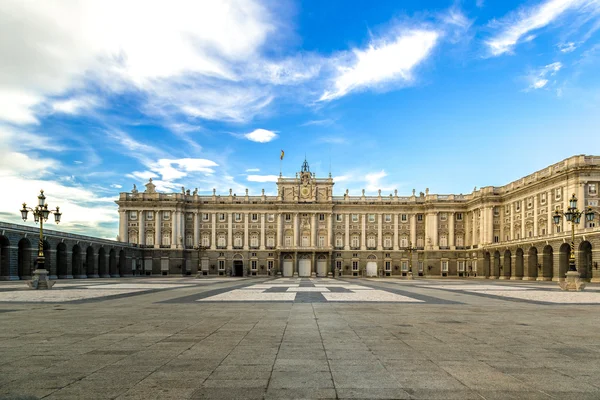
left=247, top=174, right=279, bottom=182
left=320, top=29, right=439, bottom=101
left=52, top=96, right=98, bottom=114
left=244, top=128, right=278, bottom=143
left=245, top=168, right=260, bottom=172
left=316, top=136, right=347, bottom=144
left=110, top=184, right=122, bottom=189
left=301, top=119, right=335, bottom=127
left=527, top=62, right=562, bottom=90
left=151, top=158, right=218, bottom=181
left=485, top=0, right=590, bottom=56
left=558, top=41, right=578, bottom=52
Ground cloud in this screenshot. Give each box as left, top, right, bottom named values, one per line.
left=558, top=41, right=578, bottom=52
left=52, top=96, right=99, bottom=114
left=316, top=136, right=348, bottom=144
left=300, top=119, right=335, bottom=127
left=247, top=174, right=279, bottom=182
left=243, top=128, right=278, bottom=143
left=110, top=184, right=122, bottom=189
left=320, top=29, right=439, bottom=101
left=526, top=62, right=562, bottom=90
left=485, top=0, right=591, bottom=56
left=245, top=168, right=260, bottom=172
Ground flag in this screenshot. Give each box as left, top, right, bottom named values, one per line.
left=280, top=150, right=285, bottom=160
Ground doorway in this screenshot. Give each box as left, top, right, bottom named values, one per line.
left=233, top=260, right=244, bottom=277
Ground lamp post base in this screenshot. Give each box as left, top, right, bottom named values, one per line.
left=559, top=270, right=586, bottom=291
left=27, top=269, right=55, bottom=290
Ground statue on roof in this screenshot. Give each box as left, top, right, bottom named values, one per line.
left=145, top=178, right=156, bottom=194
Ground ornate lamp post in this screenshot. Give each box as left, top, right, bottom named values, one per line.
left=20, top=190, right=62, bottom=289
left=405, top=241, right=418, bottom=279
left=553, top=193, right=595, bottom=291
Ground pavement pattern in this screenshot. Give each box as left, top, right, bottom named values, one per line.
left=0, top=277, right=599, bottom=399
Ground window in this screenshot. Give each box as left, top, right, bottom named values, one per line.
left=251, top=213, right=258, bottom=222
left=235, top=213, right=242, bottom=222
left=556, top=225, right=561, bottom=233
left=352, top=261, right=359, bottom=271
left=385, top=253, right=391, bottom=258
left=493, top=207, right=499, bottom=216
left=267, top=214, right=275, bottom=222
left=202, top=213, right=209, bottom=221
left=416, top=237, right=424, bottom=247
left=318, top=236, right=325, bottom=247
left=516, top=202, right=521, bottom=212
left=352, top=214, right=359, bottom=222
left=440, top=213, right=447, bottom=221
left=400, top=238, right=408, bottom=248
left=456, top=236, right=463, bottom=247
left=441, top=261, right=448, bottom=272
left=319, top=213, right=325, bottom=221
left=217, top=236, right=226, bottom=247
left=251, top=260, right=257, bottom=270
left=417, top=214, right=423, bottom=221
left=146, top=232, right=154, bottom=246
left=494, top=235, right=499, bottom=243
left=163, top=211, right=170, bottom=220
left=285, top=236, right=292, bottom=247
left=385, top=214, right=391, bottom=222
left=458, top=261, right=465, bottom=272
left=555, top=187, right=562, bottom=200
left=186, top=234, right=193, bottom=247
left=219, top=213, right=226, bottom=222
left=335, top=236, right=343, bottom=247
left=439, top=235, right=447, bottom=247
left=267, top=236, right=275, bottom=247
left=146, top=211, right=153, bottom=220
left=367, top=237, right=376, bottom=248
left=285, top=214, right=291, bottom=221
left=250, top=235, right=258, bottom=248
left=336, top=261, right=342, bottom=270
left=129, top=234, right=138, bottom=244
left=351, top=235, right=359, bottom=248
left=201, top=236, right=210, bottom=247
left=401, top=214, right=407, bottom=222
left=301, top=235, right=309, bottom=247
left=186, top=213, right=193, bottom=221
left=589, top=184, right=597, bottom=195
left=336, top=214, right=343, bottom=222
left=267, top=261, right=273, bottom=270
left=540, top=193, right=547, bottom=205
left=401, top=261, right=408, bottom=271
left=456, top=213, right=463, bottom=221
left=162, top=233, right=170, bottom=246
left=418, top=261, right=423, bottom=272
left=588, top=222, right=596, bottom=228
left=527, top=198, right=532, bottom=209
left=385, top=261, right=391, bottom=271
left=352, top=253, right=359, bottom=258
left=218, top=260, right=225, bottom=270
left=384, top=238, right=391, bottom=248
left=129, top=211, right=137, bottom=220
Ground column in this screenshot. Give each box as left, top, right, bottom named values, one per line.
left=361, top=214, right=366, bottom=249
left=393, top=214, right=399, bottom=250
left=277, top=213, right=282, bottom=247
left=260, top=213, right=265, bottom=250
left=293, top=213, right=299, bottom=247
left=211, top=212, right=216, bottom=250
left=547, top=191, right=553, bottom=235
left=344, top=214, right=350, bottom=250
left=472, top=210, right=478, bottom=246
left=377, top=213, right=383, bottom=250
left=510, top=203, right=515, bottom=241
left=227, top=212, right=233, bottom=250
left=410, top=214, right=416, bottom=246
left=449, top=212, right=455, bottom=249
left=244, top=213, right=249, bottom=250
left=578, top=181, right=586, bottom=233
left=465, top=211, right=471, bottom=246
left=155, top=211, right=161, bottom=248
left=479, top=208, right=486, bottom=245
left=138, top=210, right=145, bottom=246
left=179, top=211, right=185, bottom=248
left=171, top=210, right=178, bottom=248
left=311, top=213, right=317, bottom=247
left=520, top=200, right=526, bottom=240
left=327, top=213, right=332, bottom=247
left=119, top=210, right=127, bottom=243
left=533, top=196, right=538, bottom=237
left=432, top=212, right=439, bottom=248
left=487, top=206, right=494, bottom=244
left=193, top=212, right=199, bottom=246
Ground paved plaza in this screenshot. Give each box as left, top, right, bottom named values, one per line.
left=0, top=277, right=599, bottom=400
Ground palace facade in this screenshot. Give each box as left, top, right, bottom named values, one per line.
left=116, top=155, right=600, bottom=281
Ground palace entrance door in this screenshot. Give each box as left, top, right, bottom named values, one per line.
left=298, top=259, right=311, bottom=277
left=233, top=260, right=244, bottom=277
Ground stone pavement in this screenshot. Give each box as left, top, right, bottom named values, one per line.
left=0, top=277, right=599, bottom=399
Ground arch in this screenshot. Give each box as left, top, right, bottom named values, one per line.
left=118, top=250, right=126, bottom=276
left=86, top=246, right=95, bottom=277
left=18, top=238, right=32, bottom=279
left=233, top=253, right=244, bottom=260
left=515, top=248, right=524, bottom=279
left=109, top=249, right=118, bottom=277
left=56, top=242, right=68, bottom=278
left=578, top=241, right=592, bottom=280
left=559, top=243, right=571, bottom=279
left=317, top=254, right=327, bottom=260
left=72, top=244, right=83, bottom=278
left=97, top=248, right=108, bottom=277
left=503, top=250, right=512, bottom=279
left=542, top=245, right=553, bottom=281
left=493, top=251, right=501, bottom=278
left=367, top=254, right=377, bottom=260
left=526, top=246, right=538, bottom=280
left=483, top=252, right=491, bottom=278
left=283, top=254, right=293, bottom=260
left=0, top=236, right=10, bottom=278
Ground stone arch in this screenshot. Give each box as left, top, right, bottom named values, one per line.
left=72, top=244, right=83, bottom=278
left=493, top=251, right=501, bottom=278
left=367, top=254, right=377, bottom=260
left=515, top=248, right=524, bottom=279
left=527, top=246, right=538, bottom=280
left=283, top=254, right=293, bottom=260
left=109, top=248, right=118, bottom=277
left=542, top=245, right=553, bottom=281
left=119, top=250, right=126, bottom=276
left=86, top=246, right=95, bottom=277
left=483, top=252, right=491, bottom=278
left=578, top=241, right=592, bottom=280
left=559, top=242, right=571, bottom=279
left=317, top=254, right=327, bottom=260
left=98, top=247, right=108, bottom=277
left=233, top=253, right=244, bottom=260
left=503, top=250, right=512, bottom=279
left=56, top=242, right=68, bottom=278
left=18, top=238, right=32, bottom=279
left=0, top=235, right=10, bottom=278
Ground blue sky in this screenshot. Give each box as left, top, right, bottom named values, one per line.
left=1, top=0, right=600, bottom=238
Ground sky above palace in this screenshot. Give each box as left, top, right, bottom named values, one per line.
left=1, top=0, right=600, bottom=239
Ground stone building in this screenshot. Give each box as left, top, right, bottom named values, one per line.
left=116, top=155, right=600, bottom=281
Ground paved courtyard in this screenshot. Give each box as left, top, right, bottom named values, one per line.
left=0, top=277, right=599, bottom=400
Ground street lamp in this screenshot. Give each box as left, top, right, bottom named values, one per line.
left=553, top=193, right=595, bottom=291
left=404, top=241, right=418, bottom=279
left=20, top=190, right=62, bottom=289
